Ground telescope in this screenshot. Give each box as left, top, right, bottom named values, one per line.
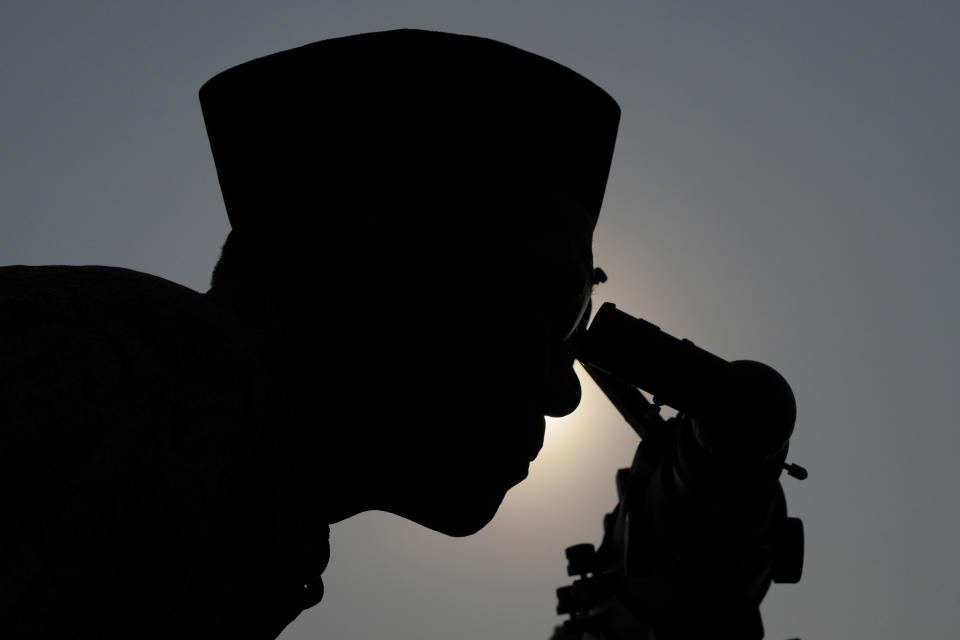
left=552, top=302, right=806, bottom=640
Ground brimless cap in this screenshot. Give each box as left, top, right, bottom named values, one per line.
left=199, top=29, right=620, bottom=229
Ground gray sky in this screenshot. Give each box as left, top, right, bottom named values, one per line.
left=3, top=2, right=958, bottom=638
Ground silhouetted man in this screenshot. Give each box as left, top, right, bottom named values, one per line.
left=0, top=29, right=619, bottom=639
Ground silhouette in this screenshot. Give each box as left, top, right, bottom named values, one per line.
left=0, top=29, right=619, bottom=638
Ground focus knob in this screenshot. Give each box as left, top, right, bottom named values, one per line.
left=565, top=543, right=598, bottom=577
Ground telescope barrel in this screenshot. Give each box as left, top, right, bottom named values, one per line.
left=575, top=302, right=796, bottom=461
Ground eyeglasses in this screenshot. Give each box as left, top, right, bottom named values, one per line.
left=559, top=266, right=606, bottom=344
left=559, top=281, right=593, bottom=344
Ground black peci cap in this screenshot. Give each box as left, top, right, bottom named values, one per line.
left=200, top=29, right=620, bottom=230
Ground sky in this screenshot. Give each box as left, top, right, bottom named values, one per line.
left=2, top=1, right=959, bottom=638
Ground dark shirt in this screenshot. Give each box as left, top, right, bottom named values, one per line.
left=0, top=265, right=327, bottom=639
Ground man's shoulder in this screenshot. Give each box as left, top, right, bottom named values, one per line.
left=0, top=263, right=252, bottom=378
left=0, top=264, right=238, bottom=334
left=0, top=265, right=271, bottom=635
left=0, top=262, right=259, bottom=442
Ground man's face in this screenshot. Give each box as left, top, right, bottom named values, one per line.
left=379, top=186, right=597, bottom=536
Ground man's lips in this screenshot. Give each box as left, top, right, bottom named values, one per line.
left=526, top=415, right=546, bottom=461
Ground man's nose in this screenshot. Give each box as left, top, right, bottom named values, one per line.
left=542, top=352, right=582, bottom=417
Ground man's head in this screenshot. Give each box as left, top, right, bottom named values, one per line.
left=202, top=29, right=619, bottom=536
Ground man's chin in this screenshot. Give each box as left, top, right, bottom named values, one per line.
left=401, top=485, right=508, bottom=537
